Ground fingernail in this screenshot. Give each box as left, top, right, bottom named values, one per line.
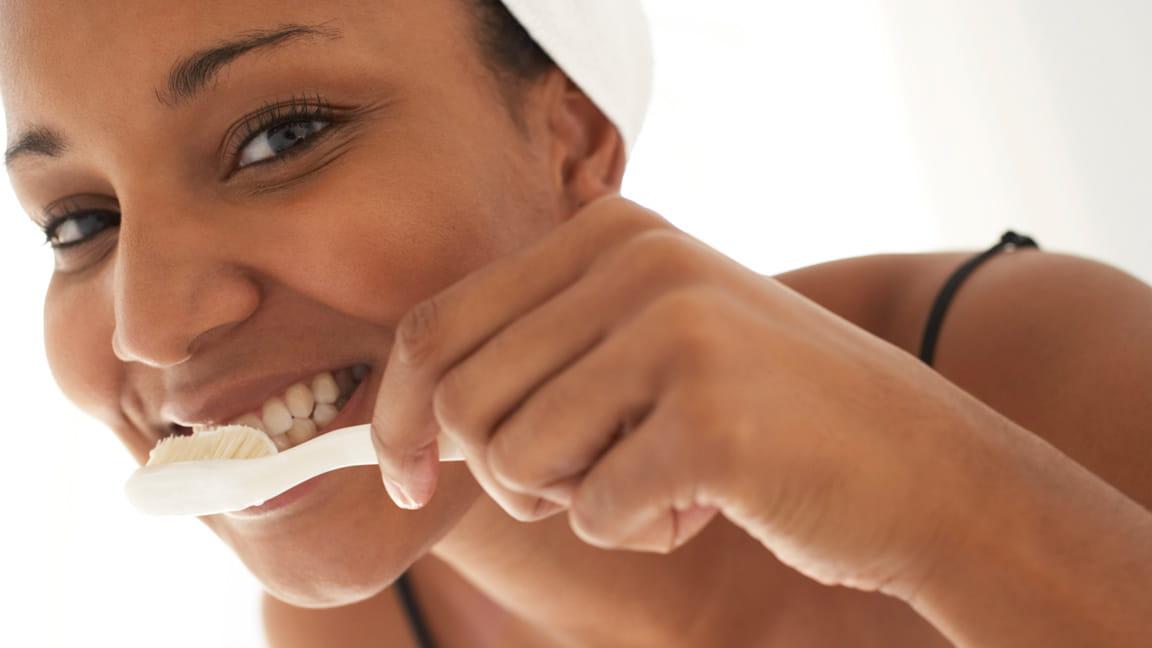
left=531, top=498, right=565, bottom=520
left=382, top=475, right=417, bottom=509
left=401, top=445, right=437, bottom=508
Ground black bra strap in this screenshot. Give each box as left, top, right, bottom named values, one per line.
left=395, top=571, right=437, bottom=648
left=918, top=230, right=1039, bottom=367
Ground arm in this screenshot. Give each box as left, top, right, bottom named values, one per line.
left=904, top=407, right=1152, bottom=646
left=895, top=251, right=1152, bottom=646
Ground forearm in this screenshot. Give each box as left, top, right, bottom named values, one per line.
left=902, top=416, right=1152, bottom=647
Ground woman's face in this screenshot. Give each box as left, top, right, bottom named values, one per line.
left=2, top=0, right=598, bottom=606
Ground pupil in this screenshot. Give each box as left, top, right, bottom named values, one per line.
left=268, top=121, right=319, bottom=154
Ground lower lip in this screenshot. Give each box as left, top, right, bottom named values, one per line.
left=223, top=367, right=375, bottom=518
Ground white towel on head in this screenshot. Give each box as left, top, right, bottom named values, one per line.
left=499, top=0, right=654, bottom=154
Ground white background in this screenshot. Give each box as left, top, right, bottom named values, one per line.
left=2, top=1, right=1149, bottom=645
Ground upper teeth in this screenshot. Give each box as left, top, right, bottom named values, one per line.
left=225, top=365, right=366, bottom=450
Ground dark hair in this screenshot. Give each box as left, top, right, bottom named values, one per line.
left=468, top=0, right=554, bottom=84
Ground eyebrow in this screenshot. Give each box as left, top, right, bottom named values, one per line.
left=159, top=22, right=342, bottom=106
left=4, top=22, right=342, bottom=169
left=4, top=126, right=65, bottom=167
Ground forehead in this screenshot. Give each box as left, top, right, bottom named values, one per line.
left=0, top=0, right=472, bottom=146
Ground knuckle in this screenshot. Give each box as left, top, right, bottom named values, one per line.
left=483, top=483, right=542, bottom=523
left=613, top=197, right=674, bottom=231
left=607, top=229, right=702, bottom=281
left=395, top=298, right=442, bottom=366
left=487, top=418, right=546, bottom=493
left=634, top=229, right=698, bottom=265
left=582, top=195, right=652, bottom=228
left=567, top=492, right=618, bottom=550
left=503, top=501, right=545, bottom=523
left=646, top=287, right=725, bottom=361
left=486, top=429, right=525, bottom=488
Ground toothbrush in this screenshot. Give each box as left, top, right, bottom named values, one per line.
left=124, top=423, right=463, bottom=516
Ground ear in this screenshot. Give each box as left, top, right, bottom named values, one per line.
left=540, top=70, right=628, bottom=213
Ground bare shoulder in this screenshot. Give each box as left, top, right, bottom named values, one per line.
left=261, top=588, right=419, bottom=648
left=773, top=250, right=972, bottom=346
left=776, top=249, right=1152, bottom=508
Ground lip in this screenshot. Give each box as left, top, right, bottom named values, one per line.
left=161, top=364, right=365, bottom=428
left=222, top=364, right=378, bottom=518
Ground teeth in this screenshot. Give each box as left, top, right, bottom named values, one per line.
left=287, top=418, right=318, bottom=445
left=261, top=397, right=294, bottom=436
left=235, top=414, right=267, bottom=434
left=213, top=365, right=369, bottom=453
left=311, top=372, right=339, bottom=405
left=284, top=383, right=315, bottom=419
left=312, top=403, right=339, bottom=426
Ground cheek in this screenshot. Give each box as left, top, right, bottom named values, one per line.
left=260, top=148, right=553, bottom=327
left=42, top=266, right=153, bottom=461
left=43, top=269, right=121, bottom=421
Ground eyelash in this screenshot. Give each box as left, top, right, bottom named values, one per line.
left=224, top=94, right=339, bottom=171
left=40, top=202, right=119, bottom=250
left=40, top=94, right=339, bottom=250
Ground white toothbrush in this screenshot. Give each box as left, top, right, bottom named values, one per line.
left=124, top=423, right=463, bottom=516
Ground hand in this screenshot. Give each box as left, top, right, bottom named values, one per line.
left=371, top=195, right=990, bottom=594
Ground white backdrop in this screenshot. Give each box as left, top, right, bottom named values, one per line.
left=2, top=1, right=1149, bottom=646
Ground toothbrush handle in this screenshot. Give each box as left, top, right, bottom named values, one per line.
left=311, top=423, right=465, bottom=467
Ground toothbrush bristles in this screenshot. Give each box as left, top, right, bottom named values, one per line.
left=146, top=424, right=277, bottom=466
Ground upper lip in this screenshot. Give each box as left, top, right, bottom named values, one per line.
left=160, top=364, right=358, bottom=428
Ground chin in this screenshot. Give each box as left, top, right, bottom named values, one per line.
left=234, top=515, right=412, bottom=609
left=208, top=465, right=482, bottom=608
left=260, top=566, right=399, bottom=609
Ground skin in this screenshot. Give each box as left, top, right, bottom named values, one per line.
left=4, top=0, right=561, bottom=607
left=5, top=1, right=1152, bottom=646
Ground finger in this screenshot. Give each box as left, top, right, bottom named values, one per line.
left=567, top=393, right=726, bottom=553
left=482, top=283, right=726, bottom=513
left=372, top=197, right=670, bottom=507
left=443, top=430, right=567, bottom=522
left=433, top=230, right=706, bottom=515
left=480, top=298, right=666, bottom=517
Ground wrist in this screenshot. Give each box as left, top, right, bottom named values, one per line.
left=879, top=406, right=1014, bottom=605
left=892, top=410, right=1152, bottom=646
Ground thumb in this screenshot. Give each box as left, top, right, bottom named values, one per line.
left=372, top=415, right=442, bottom=510
left=370, top=342, right=444, bottom=509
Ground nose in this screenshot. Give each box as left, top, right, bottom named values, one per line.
left=111, top=199, right=260, bottom=367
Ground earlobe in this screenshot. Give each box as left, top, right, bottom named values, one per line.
left=546, top=76, right=627, bottom=212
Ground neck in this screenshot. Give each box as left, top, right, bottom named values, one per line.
left=426, top=495, right=771, bottom=646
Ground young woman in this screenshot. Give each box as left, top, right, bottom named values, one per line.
left=3, top=1, right=1150, bottom=646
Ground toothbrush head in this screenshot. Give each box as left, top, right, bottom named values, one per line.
left=147, top=424, right=277, bottom=466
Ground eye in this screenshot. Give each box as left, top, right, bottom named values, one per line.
left=43, top=209, right=121, bottom=249
left=237, top=119, right=330, bottom=168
